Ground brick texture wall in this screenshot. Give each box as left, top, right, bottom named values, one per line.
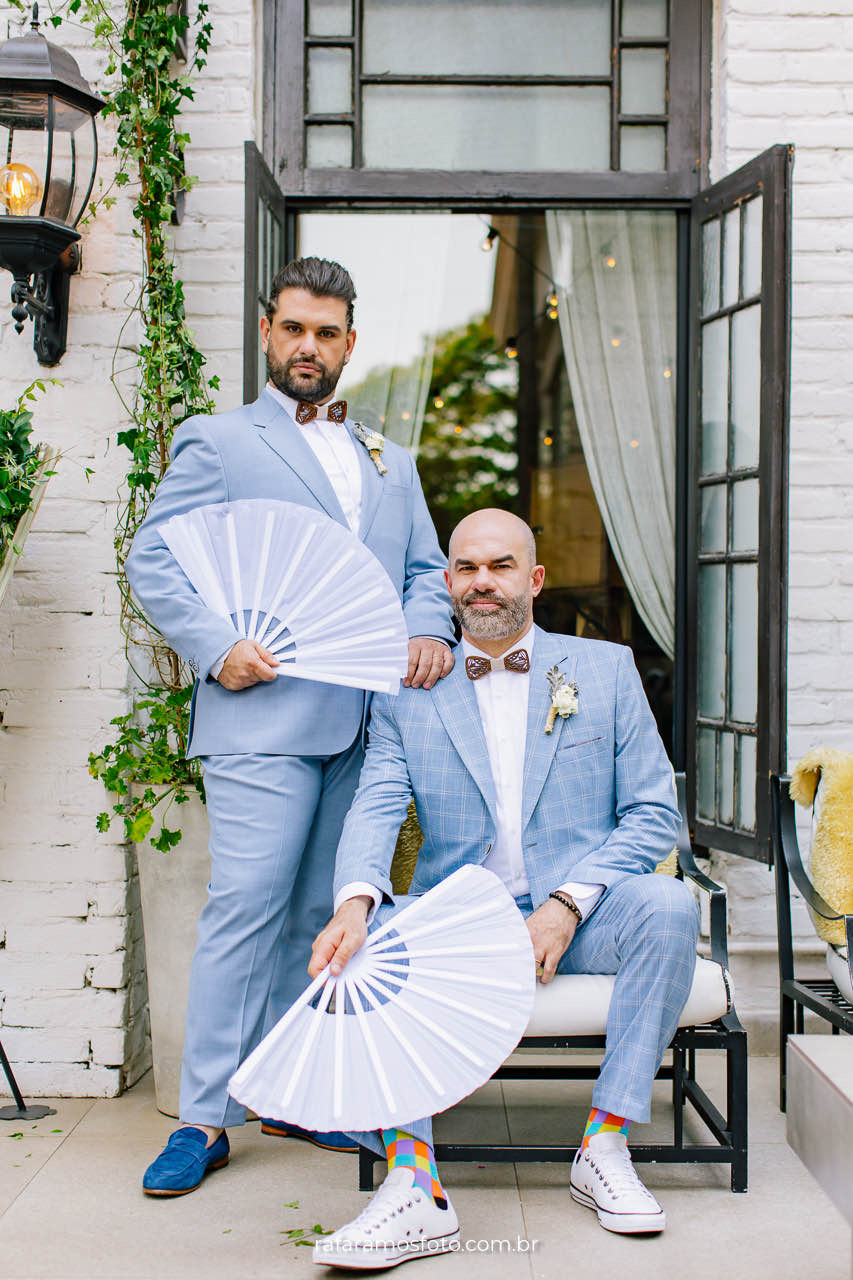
left=0, top=0, right=256, bottom=1097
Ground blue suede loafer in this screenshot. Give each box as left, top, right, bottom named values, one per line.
left=142, top=1126, right=230, bottom=1196
left=259, top=1119, right=357, bottom=1152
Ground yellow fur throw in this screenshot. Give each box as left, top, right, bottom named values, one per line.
left=790, top=747, right=853, bottom=948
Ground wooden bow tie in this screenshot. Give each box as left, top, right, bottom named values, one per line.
left=295, top=399, right=347, bottom=425
left=465, top=648, right=530, bottom=680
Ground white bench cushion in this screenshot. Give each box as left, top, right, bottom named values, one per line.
left=523, top=956, right=732, bottom=1037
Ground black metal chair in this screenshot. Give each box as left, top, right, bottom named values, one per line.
left=771, top=772, right=853, bottom=1111
left=358, top=773, right=748, bottom=1193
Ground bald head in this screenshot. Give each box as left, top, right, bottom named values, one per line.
left=445, top=509, right=545, bottom=653
left=449, top=509, right=537, bottom=569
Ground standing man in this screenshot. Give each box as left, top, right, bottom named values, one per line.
left=127, top=258, right=454, bottom=1196
left=310, top=508, right=698, bottom=1267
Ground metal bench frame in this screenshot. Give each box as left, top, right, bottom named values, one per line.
left=358, top=774, right=748, bottom=1193
left=772, top=772, right=853, bottom=1111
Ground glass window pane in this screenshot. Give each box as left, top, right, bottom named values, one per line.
left=731, top=477, right=759, bottom=552
left=700, top=482, right=726, bottom=553
left=730, top=304, right=761, bottom=469
left=621, top=0, right=668, bottom=36
left=742, top=196, right=762, bottom=298
left=363, top=0, right=611, bottom=76
left=308, top=47, right=353, bottom=115
left=308, top=0, right=353, bottom=36
left=619, top=125, right=665, bottom=171
left=363, top=85, right=610, bottom=171
left=701, top=317, right=728, bottom=474
left=730, top=562, right=758, bottom=723
left=719, top=730, right=735, bottom=826
left=620, top=49, right=667, bottom=115
left=738, top=734, right=757, bottom=831
left=306, top=124, right=353, bottom=168
left=697, top=728, right=716, bottom=820
left=701, top=217, right=720, bottom=316
left=722, top=207, right=740, bottom=308
left=698, top=564, right=726, bottom=719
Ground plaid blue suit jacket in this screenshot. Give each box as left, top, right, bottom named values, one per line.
left=334, top=626, right=680, bottom=908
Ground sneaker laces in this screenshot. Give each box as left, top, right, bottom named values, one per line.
left=345, top=1174, right=420, bottom=1234
left=587, top=1145, right=658, bottom=1204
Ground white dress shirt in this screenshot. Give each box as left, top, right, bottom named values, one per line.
left=337, top=625, right=604, bottom=920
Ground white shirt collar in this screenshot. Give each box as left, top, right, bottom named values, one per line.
left=266, top=382, right=345, bottom=424
left=462, top=624, right=535, bottom=663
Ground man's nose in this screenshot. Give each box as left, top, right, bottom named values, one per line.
left=299, top=331, right=319, bottom=356
left=470, top=567, right=496, bottom=593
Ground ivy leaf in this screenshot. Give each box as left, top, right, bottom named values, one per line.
left=128, top=812, right=154, bottom=844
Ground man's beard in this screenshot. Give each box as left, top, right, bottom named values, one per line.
left=451, top=589, right=529, bottom=640
left=266, top=345, right=346, bottom=404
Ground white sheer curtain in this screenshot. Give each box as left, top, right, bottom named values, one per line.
left=545, top=211, right=677, bottom=658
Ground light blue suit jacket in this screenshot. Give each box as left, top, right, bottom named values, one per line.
left=334, top=627, right=680, bottom=907
left=125, top=389, right=453, bottom=757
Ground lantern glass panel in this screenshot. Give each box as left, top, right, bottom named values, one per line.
left=46, top=96, right=97, bottom=227
left=0, top=91, right=49, bottom=218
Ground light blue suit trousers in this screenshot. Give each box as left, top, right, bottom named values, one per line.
left=350, top=873, right=699, bottom=1156
left=181, top=744, right=364, bottom=1126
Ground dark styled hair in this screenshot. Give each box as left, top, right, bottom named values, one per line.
left=266, top=257, right=356, bottom=330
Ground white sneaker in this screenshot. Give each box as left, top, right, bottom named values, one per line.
left=313, top=1166, right=460, bottom=1270
left=570, top=1132, right=666, bottom=1234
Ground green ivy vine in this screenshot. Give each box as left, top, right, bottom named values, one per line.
left=18, top=0, right=219, bottom=849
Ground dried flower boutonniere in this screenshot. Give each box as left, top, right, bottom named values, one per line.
left=545, top=666, right=579, bottom=734
left=352, top=421, right=388, bottom=475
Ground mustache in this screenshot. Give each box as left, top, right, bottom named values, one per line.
left=462, top=591, right=508, bottom=607
left=286, top=356, right=326, bottom=374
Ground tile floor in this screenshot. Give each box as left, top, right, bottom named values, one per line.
left=0, top=1054, right=848, bottom=1280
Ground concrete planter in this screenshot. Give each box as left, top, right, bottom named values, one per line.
left=135, top=794, right=210, bottom=1117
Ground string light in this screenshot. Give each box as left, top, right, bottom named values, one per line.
left=630, top=439, right=639, bottom=448
left=480, top=225, right=499, bottom=252
left=610, top=336, right=621, bottom=348
left=454, top=425, right=463, bottom=434
left=605, top=255, right=616, bottom=269
left=401, top=410, right=411, bottom=420
left=663, top=367, right=672, bottom=379
left=548, top=307, right=559, bottom=320
left=543, top=435, right=553, bottom=446
left=433, top=396, right=445, bottom=409
left=505, top=338, right=518, bottom=360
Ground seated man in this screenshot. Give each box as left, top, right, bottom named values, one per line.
left=310, top=508, right=698, bottom=1269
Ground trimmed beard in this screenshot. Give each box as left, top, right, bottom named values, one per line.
left=451, top=589, right=529, bottom=641
left=266, top=345, right=347, bottom=404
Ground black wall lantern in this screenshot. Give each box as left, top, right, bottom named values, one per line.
left=0, top=6, right=104, bottom=365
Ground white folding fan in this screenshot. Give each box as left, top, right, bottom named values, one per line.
left=158, top=499, right=409, bottom=694
left=228, top=864, right=536, bottom=1132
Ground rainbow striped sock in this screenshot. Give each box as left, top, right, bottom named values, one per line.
left=580, top=1108, right=630, bottom=1151
left=381, top=1129, right=447, bottom=1208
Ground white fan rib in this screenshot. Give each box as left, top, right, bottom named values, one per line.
left=276, top=979, right=335, bottom=1112
left=350, top=972, right=446, bottom=1097
left=347, top=978, right=397, bottom=1114
left=247, top=510, right=275, bottom=641
left=388, top=993, right=486, bottom=1068
left=373, top=959, right=528, bottom=991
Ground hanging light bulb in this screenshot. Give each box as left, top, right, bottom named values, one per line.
left=0, top=162, right=42, bottom=216
left=546, top=290, right=558, bottom=309
left=663, top=366, right=672, bottom=379
left=548, top=307, right=559, bottom=321
left=454, top=425, right=463, bottom=435
left=505, top=338, right=518, bottom=360
left=543, top=435, right=553, bottom=446
left=480, top=225, right=499, bottom=252
left=401, top=411, right=411, bottom=420
left=605, top=255, right=617, bottom=269
left=433, top=396, right=445, bottom=409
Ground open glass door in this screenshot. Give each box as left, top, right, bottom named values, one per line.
left=687, top=144, right=793, bottom=861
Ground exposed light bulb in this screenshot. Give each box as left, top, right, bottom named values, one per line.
left=663, top=367, right=672, bottom=379
left=610, top=336, right=621, bottom=348
left=543, top=435, right=553, bottom=446
left=630, top=439, right=640, bottom=448
left=548, top=307, right=559, bottom=320
left=401, top=411, right=411, bottom=420
left=605, top=255, right=616, bottom=269
left=480, top=226, right=499, bottom=252
left=546, top=290, right=558, bottom=309
left=433, top=397, right=445, bottom=409
left=505, top=339, right=518, bottom=360
left=454, top=425, right=462, bottom=435
left=0, top=163, right=42, bottom=216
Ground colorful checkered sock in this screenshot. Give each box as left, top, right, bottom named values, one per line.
left=580, top=1108, right=630, bottom=1151
left=381, top=1129, right=447, bottom=1209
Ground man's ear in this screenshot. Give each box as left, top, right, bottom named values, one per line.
left=259, top=315, right=270, bottom=353
left=344, top=327, right=357, bottom=363
left=531, top=565, right=546, bottom=596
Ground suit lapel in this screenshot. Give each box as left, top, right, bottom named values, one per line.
left=430, top=652, right=498, bottom=819
left=522, top=628, right=577, bottom=829
left=350, top=422, right=383, bottom=539
left=251, top=390, right=347, bottom=525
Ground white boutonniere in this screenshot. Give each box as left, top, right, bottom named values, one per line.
left=545, top=665, right=579, bottom=734
left=352, top=421, right=388, bottom=475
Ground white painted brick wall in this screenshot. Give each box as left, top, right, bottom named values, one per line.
left=0, top=0, right=256, bottom=1098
